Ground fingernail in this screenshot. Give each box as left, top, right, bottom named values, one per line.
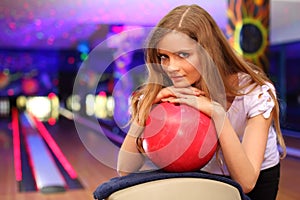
left=194, top=91, right=200, bottom=95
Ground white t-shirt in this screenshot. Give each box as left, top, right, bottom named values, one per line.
left=201, top=73, right=280, bottom=175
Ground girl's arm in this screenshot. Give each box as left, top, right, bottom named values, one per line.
left=213, top=104, right=271, bottom=193
left=164, top=88, right=272, bottom=193
left=117, top=122, right=145, bottom=176
left=117, top=86, right=201, bottom=175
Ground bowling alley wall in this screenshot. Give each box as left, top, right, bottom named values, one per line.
left=0, top=14, right=300, bottom=134
left=0, top=49, right=60, bottom=122
left=0, top=24, right=146, bottom=130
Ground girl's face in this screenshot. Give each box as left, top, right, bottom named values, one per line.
left=157, top=31, right=201, bottom=88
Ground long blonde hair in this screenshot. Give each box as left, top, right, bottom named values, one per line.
left=130, top=4, right=286, bottom=158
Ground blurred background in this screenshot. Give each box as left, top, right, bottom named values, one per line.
left=0, top=0, right=299, bottom=130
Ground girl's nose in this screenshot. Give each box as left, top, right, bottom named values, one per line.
left=164, top=59, right=180, bottom=73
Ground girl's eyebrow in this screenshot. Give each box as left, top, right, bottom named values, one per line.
left=158, top=48, right=193, bottom=54
left=173, top=48, right=193, bottom=53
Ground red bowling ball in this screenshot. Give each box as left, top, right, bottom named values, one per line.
left=142, top=102, right=218, bottom=172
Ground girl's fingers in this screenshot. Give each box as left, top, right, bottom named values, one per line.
left=154, top=87, right=176, bottom=103
left=161, top=97, right=177, bottom=102
left=155, top=86, right=205, bottom=103
left=170, top=86, right=204, bottom=96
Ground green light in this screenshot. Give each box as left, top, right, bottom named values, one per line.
left=80, top=53, right=88, bottom=61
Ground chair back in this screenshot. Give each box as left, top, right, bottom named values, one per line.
left=93, top=171, right=250, bottom=200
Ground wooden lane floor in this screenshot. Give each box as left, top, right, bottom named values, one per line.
left=277, top=134, right=300, bottom=200
left=0, top=117, right=118, bottom=200
left=0, top=118, right=299, bottom=200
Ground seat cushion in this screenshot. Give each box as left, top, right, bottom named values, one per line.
left=93, top=170, right=250, bottom=200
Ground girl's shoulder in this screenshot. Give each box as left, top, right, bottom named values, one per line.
left=238, top=72, right=276, bottom=95
left=237, top=72, right=276, bottom=119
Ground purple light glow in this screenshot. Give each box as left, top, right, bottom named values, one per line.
left=0, top=0, right=299, bottom=48
left=0, top=0, right=226, bottom=49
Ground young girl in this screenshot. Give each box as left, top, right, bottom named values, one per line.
left=117, top=4, right=286, bottom=200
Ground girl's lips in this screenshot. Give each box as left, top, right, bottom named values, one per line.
left=170, top=75, right=184, bottom=80
left=169, top=73, right=184, bottom=78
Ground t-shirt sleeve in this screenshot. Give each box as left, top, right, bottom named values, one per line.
left=246, top=83, right=276, bottom=119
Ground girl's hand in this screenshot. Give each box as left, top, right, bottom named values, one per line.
left=154, top=86, right=204, bottom=104
left=155, top=86, right=215, bottom=117
left=162, top=87, right=227, bottom=133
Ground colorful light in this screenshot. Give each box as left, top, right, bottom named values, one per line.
left=227, top=0, right=270, bottom=69
left=67, top=56, right=75, bottom=64
left=26, top=96, right=51, bottom=120
left=12, top=108, right=22, bottom=182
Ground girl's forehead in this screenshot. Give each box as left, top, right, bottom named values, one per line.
left=157, top=31, right=196, bottom=52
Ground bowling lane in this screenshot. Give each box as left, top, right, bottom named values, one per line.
left=0, top=118, right=17, bottom=196
left=0, top=114, right=118, bottom=200
left=1, top=109, right=300, bottom=200
left=45, top=117, right=119, bottom=188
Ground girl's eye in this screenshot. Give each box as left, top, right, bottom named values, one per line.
left=178, top=52, right=189, bottom=58
left=158, top=54, right=168, bottom=62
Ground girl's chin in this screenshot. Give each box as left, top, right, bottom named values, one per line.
left=173, top=83, right=192, bottom=88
